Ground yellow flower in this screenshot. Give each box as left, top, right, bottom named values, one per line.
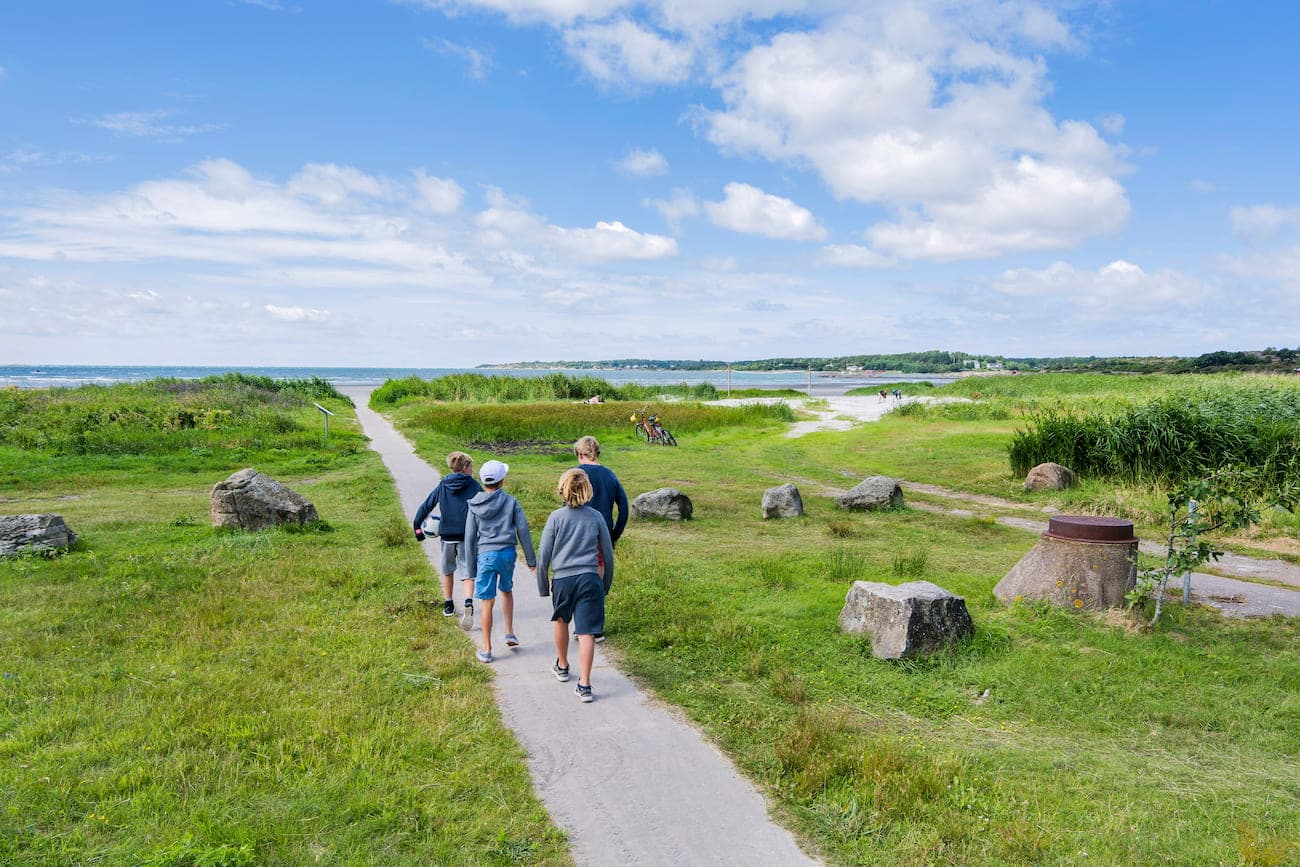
left=1074, top=599, right=1084, bottom=608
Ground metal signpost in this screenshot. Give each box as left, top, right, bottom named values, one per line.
left=313, top=403, right=334, bottom=447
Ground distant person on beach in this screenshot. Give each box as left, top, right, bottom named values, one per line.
left=892, top=388, right=901, bottom=400
left=878, top=389, right=887, bottom=402
left=465, top=460, right=537, bottom=663
left=413, top=452, right=482, bottom=623
left=536, top=468, right=614, bottom=703
left=573, top=435, right=627, bottom=644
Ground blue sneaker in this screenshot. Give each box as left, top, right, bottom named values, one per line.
left=476, top=649, right=493, bottom=664
left=505, top=633, right=519, bottom=648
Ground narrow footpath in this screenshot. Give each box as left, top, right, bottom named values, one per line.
left=343, top=388, right=819, bottom=867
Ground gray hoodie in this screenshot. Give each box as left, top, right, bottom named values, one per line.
left=536, top=505, right=614, bottom=597
left=464, top=489, right=536, bottom=578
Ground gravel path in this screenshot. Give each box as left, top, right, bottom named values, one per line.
left=344, top=388, right=819, bottom=867
left=708, top=395, right=971, bottom=438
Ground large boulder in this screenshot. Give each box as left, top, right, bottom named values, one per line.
left=1024, top=462, right=1075, bottom=492
left=762, top=484, right=804, bottom=519
left=0, top=514, right=78, bottom=556
left=839, top=580, right=974, bottom=659
left=632, top=487, right=693, bottom=520
left=211, top=468, right=319, bottom=530
left=836, top=476, right=903, bottom=511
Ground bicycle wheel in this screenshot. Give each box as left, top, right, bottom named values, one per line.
left=662, top=430, right=677, bottom=446
left=634, top=423, right=649, bottom=442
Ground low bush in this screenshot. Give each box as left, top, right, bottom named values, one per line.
left=371, top=372, right=719, bottom=406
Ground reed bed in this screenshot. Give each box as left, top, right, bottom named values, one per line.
left=371, top=372, right=719, bottom=406
left=1009, top=384, right=1300, bottom=487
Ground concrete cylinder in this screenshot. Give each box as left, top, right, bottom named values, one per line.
left=994, top=516, right=1138, bottom=610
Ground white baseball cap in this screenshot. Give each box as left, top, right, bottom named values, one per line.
left=480, top=460, right=509, bottom=484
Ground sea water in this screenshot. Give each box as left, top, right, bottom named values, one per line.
left=0, top=364, right=954, bottom=396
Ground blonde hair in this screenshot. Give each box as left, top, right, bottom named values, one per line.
left=574, top=435, right=601, bottom=460
left=557, top=468, right=593, bottom=508
left=446, top=451, right=473, bottom=473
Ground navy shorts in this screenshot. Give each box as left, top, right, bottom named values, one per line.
left=550, top=572, right=606, bottom=636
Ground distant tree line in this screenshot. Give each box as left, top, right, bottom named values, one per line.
left=480, top=348, right=1300, bottom=375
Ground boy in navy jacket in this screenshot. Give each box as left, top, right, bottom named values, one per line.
left=413, top=451, right=483, bottom=621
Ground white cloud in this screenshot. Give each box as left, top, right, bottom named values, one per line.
left=698, top=6, right=1128, bottom=260
left=1190, top=178, right=1217, bottom=194
left=994, top=260, right=1206, bottom=311
left=615, top=147, right=668, bottom=177
left=287, top=163, right=389, bottom=206
left=818, top=244, right=894, bottom=269
left=424, top=37, right=492, bottom=80
left=646, top=187, right=699, bottom=230
left=553, top=219, right=677, bottom=262
left=75, top=109, right=224, bottom=140
left=1098, top=113, right=1125, bottom=135
left=563, top=18, right=694, bottom=85
left=476, top=185, right=676, bottom=262
left=396, top=0, right=628, bottom=26
left=1230, top=205, right=1300, bottom=239
left=704, top=182, right=826, bottom=241
left=265, top=304, right=331, bottom=322
left=414, top=170, right=466, bottom=213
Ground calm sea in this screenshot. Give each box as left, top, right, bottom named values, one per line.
left=0, top=365, right=954, bottom=396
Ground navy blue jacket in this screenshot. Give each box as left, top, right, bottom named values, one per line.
left=412, top=472, right=482, bottom=541
left=576, top=462, right=628, bottom=544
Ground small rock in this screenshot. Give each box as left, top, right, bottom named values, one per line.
left=1024, top=462, right=1075, bottom=491
left=839, top=580, right=973, bottom=659
left=0, top=514, right=78, bottom=556
left=632, top=487, right=693, bottom=520
left=836, top=476, right=903, bottom=511
left=211, top=468, right=319, bottom=530
left=762, top=484, right=804, bottom=519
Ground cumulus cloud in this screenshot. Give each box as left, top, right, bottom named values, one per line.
left=646, top=187, right=699, bottom=230
left=424, top=37, right=493, bottom=80
left=563, top=19, right=694, bottom=85
left=287, top=163, right=389, bottom=205
left=615, top=147, right=668, bottom=176
left=704, top=182, right=825, bottom=241
left=75, top=109, right=224, bottom=140
left=994, top=260, right=1206, bottom=311
left=476, top=187, right=676, bottom=262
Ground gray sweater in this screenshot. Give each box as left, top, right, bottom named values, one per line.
left=536, top=505, right=614, bottom=597
left=464, top=489, right=537, bottom=578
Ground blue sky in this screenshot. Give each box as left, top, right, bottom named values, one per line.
left=2, top=0, right=1298, bottom=365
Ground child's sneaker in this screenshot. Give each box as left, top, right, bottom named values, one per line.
left=551, top=659, right=570, bottom=682
left=460, top=601, right=474, bottom=630
left=476, top=649, right=493, bottom=664
left=441, top=599, right=455, bottom=617
left=575, top=683, right=593, bottom=703
left=505, top=633, right=519, bottom=648
left=593, top=633, right=606, bottom=643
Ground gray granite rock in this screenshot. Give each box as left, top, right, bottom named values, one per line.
left=836, top=476, right=903, bottom=511
left=211, top=468, right=319, bottom=530
left=0, top=514, right=78, bottom=556
left=839, top=580, right=973, bottom=659
left=632, top=487, right=693, bottom=520
left=1024, top=462, right=1075, bottom=491
left=762, top=484, right=804, bottom=519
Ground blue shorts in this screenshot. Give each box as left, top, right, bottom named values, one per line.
left=550, top=572, right=606, bottom=636
left=474, top=549, right=517, bottom=600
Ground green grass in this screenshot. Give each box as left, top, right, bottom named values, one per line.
left=0, top=383, right=567, bottom=865
left=386, top=382, right=1300, bottom=866
left=371, top=372, right=720, bottom=407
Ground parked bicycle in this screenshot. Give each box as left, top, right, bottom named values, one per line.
left=630, top=407, right=677, bottom=446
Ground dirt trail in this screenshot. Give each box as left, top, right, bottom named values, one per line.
left=344, top=388, right=819, bottom=867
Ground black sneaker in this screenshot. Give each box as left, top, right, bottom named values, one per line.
left=593, top=633, right=606, bottom=644
left=551, top=659, right=570, bottom=682
left=441, top=599, right=455, bottom=617
left=575, top=683, right=593, bottom=703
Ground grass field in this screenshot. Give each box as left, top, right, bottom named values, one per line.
left=0, top=381, right=567, bottom=865
left=383, top=377, right=1300, bottom=866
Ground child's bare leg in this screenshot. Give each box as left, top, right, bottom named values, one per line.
left=461, top=579, right=473, bottom=605
left=480, top=598, right=494, bottom=652
left=440, top=573, right=454, bottom=600
left=576, top=634, right=595, bottom=686
left=501, top=590, right=514, bottom=635
left=554, top=618, right=570, bottom=669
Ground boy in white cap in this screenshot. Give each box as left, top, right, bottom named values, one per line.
left=464, top=460, right=536, bottom=663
